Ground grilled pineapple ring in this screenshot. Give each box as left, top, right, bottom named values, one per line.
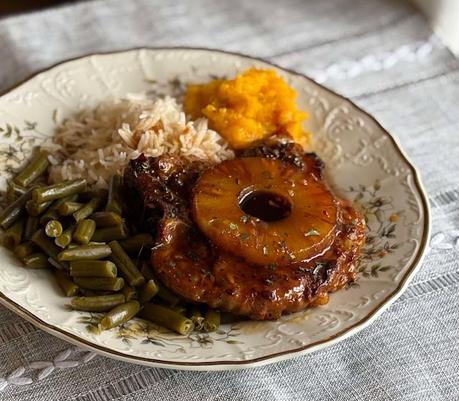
left=192, top=157, right=339, bottom=266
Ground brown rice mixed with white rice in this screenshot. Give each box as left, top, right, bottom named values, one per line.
left=45, top=94, right=234, bottom=187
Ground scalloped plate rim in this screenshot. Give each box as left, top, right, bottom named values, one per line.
left=0, top=47, right=431, bottom=371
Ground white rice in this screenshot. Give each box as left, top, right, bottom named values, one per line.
left=45, top=94, right=234, bottom=188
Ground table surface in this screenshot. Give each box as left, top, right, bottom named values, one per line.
left=0, top=1, right=458, bottom=400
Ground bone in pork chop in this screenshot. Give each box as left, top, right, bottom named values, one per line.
left=125, top=141, right=365, bottom=320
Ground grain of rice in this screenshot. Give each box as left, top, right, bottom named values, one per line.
left=45, top=95, right=234, bottom=187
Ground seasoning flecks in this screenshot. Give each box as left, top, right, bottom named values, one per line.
left=240, top=215, right=250, bottom=223
left=239, top=232, right=250, bottom=241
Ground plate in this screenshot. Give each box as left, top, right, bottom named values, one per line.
left=0, top=48, right=430, bottom=370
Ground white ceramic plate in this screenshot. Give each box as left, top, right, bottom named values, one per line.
left=0, top=48, right=430, bottom=370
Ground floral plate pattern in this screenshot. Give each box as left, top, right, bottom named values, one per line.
left=0, top=48, right=430, bottom=370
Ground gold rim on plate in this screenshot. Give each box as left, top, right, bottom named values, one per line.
left=0, top=47, right=431, bottom=370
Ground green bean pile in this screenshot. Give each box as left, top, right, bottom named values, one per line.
left=0, top=149, right=223, bottom=335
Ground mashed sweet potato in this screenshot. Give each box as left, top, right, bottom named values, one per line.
left=184, top=68, right=308, bottom=149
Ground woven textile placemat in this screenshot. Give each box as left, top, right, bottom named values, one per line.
left=0, top=1, right=458, bottom=399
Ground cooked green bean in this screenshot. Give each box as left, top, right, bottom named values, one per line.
left=0, top=188, right=32, bottom=229
left=24, top=216, right=39, bottom=240
left=58, top=201, right=83, bottom=216
left=91, top=211, right=123, bottom=227
left=14, top=241, right=37, bottom=260
left=54, top=225, right=75, bottom=248
left=189, top=305, right=204, bottom=331
left=45, top=220, right=63, bottom=238
left=47, top=257, right=62, bottom=270
left=6, top=190, right=16, bottom=204
left=6, top=182, right=27, bottom=202
left=171, top=305, right=187, bottom=315
left=77, top=188, right=107, bottom=203
left=57, top=244, right=112, bottom=261
left=140, top=304, right=194, bottom=335
left=77, top=288, right=113, bottom=297
left=13, top=150, right=49, bottom=187
left=203, top=309, right=220, bottom=332
left=121, top=285, right=138, bottom=301
left=138, top=279, right=159, bottom=304
left=2, top=219, right=24, bottom=249
left=91, top=225, right=128, bottom=242
left=31, top=229, right=68, bottom=269
left=54, top=270, right=79, bottom=296
left=32, top=178, right=87, bottom=203
left=39, top=195, right=78, bottom=225
left=25, top=199, right=52, bottom=216
left=99, top=300, right=140, bottom=330
left=39, top=209, right=60, bottom=225
left=73, top=277, right=124, bottom=292
left=70, top=294, right=126, bottom=312
left=108, top=240, right=145, bottom=287
left=73, top=219, right=96, bottom=244
left=105, top=175, right=123, bottom=215
left=120, top=233, right=154, bottom=254
left=23, top=253, right=51, bottom=269
left=69, top=260, right=117, bottom=278
left=157, top=284, right=180, bottom=306
left=52, top=194, right=79, bottom=208
left=73, top=194, right=105, bottom=222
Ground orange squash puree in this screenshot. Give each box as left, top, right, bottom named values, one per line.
left=184, top=68, right=308, bottom=149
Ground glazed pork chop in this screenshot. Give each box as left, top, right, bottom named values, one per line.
left=125, top=140, right=365, bottom=320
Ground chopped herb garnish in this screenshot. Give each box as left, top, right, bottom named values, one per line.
left=304, top=229, right=320, bottom=237
left=277, top=240, right=287, bottom=249
left=229, top=223, right=238, bottom=230
left=239, top=232, right=250, bottom=240
left=201, top=269, right=212, bottom=279
left=293, top=157, right=303, bottom=168
left=240, top=215, right=250, bottom=223
left=261, top=170, right=272, bottom=180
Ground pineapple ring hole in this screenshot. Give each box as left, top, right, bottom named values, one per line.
left=238, top=190, right=292, bottom=222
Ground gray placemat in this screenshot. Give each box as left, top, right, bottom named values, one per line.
left=0, top=0, right=458, bottom=400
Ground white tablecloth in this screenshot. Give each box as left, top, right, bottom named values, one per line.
left=0, top=0, right=458, bottom=400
